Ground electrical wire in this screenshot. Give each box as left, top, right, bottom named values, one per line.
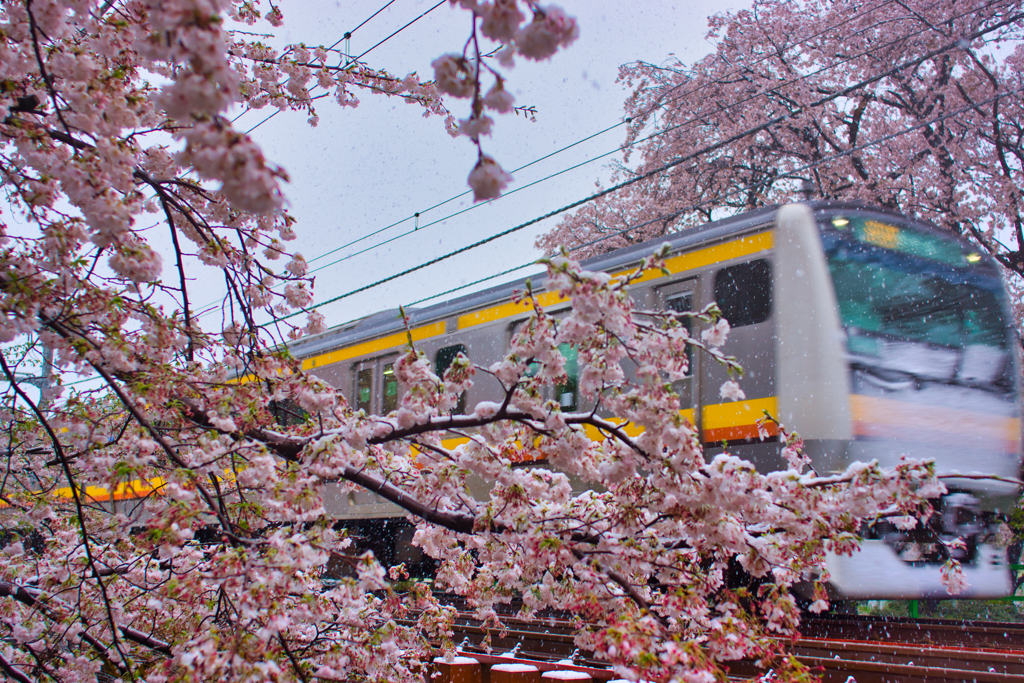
left=305, top=119, right=627, bottom=266
left=355, top=0, right=447, bottom=62
left=305, top=143, right=629, bottom=275
left=268, top=12, right=1022, bottom=324
left=399, top=84, right=1022, bottom=312
left=195, top=0, right=950, bottom=321
left=43, top=2, right=1023, bottom=391
left=288, top=0, right=1000, bottom=276
left=196, top=1, right=1017, bottom=323
left=349, top=0, right=400, bottom=36
left=229, top=0, right=397, bottom=127
left=54, top=8, right=1024, bottom=388
left=301, top=0, right=905, bottom=267
left=243, top=0, right=446, bottom=135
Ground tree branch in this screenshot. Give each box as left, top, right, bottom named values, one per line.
left=0, top=650, right=34, bottom=683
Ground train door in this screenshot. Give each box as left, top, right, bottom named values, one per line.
left=321, top=354, right=404, bottom=518
left=700, top=255, right=780, bottom=465
left=435, top=343, right=468, bottom=414
left=509, top=312, right=580, bottom=411
left=353, top=355, right=400, bottom=415
left=656, top=278, right=700, bottom=429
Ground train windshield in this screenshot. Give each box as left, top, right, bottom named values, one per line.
left=819, top=213, right=1013, bottom=389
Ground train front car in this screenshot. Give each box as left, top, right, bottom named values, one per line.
left=775, top=203, right=1022, bottom=599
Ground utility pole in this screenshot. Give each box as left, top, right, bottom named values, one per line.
left=16, top=344, right=54, bottom=411
left=800, top=178, right=816, bottom=201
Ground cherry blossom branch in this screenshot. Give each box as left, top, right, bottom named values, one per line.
left=155, top=182, right=194, bottom=362
left=0, top=651, right=33, bottom=683
left=24, top=0, right=74, bottom=139
left=0, top=582, right=172, bottom=657
left=570, top=546, right=664, bottom=626
left=43, top=326, right=246, bottom=544
left=0, top=355, right=136, bottom=677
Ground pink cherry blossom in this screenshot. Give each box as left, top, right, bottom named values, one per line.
left=719, top=380, right=745, bottom=402
left=0, top=2, right=989, bottom=682
left=459, top=114, right=494, bottom=138
left=468, top=155, right=514, bottom=200
left=431, top=54, right=475, bottom=98
left=538, top=0, right=1024, bottom=282
left=701, top=318, right=730, bottom=348
left=479, top=0, right=526, bottom=43
left=515, top=5, right=580, bottom=61
left=108, top=242, right=164, bottom=283
left=483, top=82, right=516, bottom=113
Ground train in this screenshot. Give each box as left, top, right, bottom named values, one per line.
left=292, top=200, right=1022, bottom=600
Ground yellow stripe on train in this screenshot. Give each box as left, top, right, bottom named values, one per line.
left=297, top=232, right=775, bottom=370
left=303, top=321, right=447, bottom=370
left=7, top=399, right=775, bottom=507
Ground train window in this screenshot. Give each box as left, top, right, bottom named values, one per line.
left=660, top=289, right=695, bottom=409
left=381, top=362, right=398, bottom=413
left=510, top=319, right=579, bottom=410
left=665, top=293, right=694, bottom=377
left=269, top=398, right=308, bottom=425
left=356, top=367, right=373, bottom=413
left=435, top=344, right=467, bottom=376
left=435, top=344, right=468, bottom=414
left=353, top=356, right=400, bottom=414
left=714, top=259, right=771, bottom=327
left=556, top=343, right=578, bottom=411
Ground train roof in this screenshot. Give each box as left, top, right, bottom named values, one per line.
left=285, top=201, right=927, bottom=359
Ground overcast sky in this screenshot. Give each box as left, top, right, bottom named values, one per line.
left=219, top=0, right=750, bottom=330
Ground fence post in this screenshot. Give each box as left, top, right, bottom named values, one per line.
left=490, top=662, right=541, bottom=683
left=431, top=655, right=482, bottom=683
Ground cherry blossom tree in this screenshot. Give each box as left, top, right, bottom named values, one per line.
left=0, top=1, right=966, bottom=682
left=537, top=0, right=1024, bottom=274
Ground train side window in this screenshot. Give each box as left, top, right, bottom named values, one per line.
left=663, top=292, right=695, bottom=409
left=435, top=344, right=468, bottom=414
left=381, top=362, right=398, bottom=413
left=510, top=319, right=578, bottom=410
left=269, top=399, right=308, bottom=425
left=356, top=366, right=373, bottom=413
left=665, top=293, right=694, bottom=377
left=556, top=343, right=578, bottom=411
left=714, top=259, right=771, bottom=327
left=353, top=356, right=399, bottom=414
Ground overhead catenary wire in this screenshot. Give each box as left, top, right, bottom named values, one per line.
left=301, top=0, right=906, bottom=267
left=242, top=0, right=447, bottom=135
left=195, top=0, right=961, bottom=322
left=305, top=119, right=628, bottom=267
left=303, top=143, right=631, bottom=275
left=280, top=85, right=1022, bottom=324
left=53, top=6, right=1022, bottom=390
left=401, top=84, right=1022, bottom=311
left=288, top=0, right=1002, bottom=276
left=49, top=4, right=1022, bottom=394
left=346, top=0, right=399, bottom=38
left=195, top=0, right=1016, bottom=323
left=269, top=9, right=1022, bottom=325
left=228, top=0, right=397, bottom=127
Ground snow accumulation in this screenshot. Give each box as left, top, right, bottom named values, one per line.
left=432, top=656, right=480, bottom=665
left=491, top=663, right=541, bottom=672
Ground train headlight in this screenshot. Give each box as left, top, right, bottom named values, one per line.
left=966, top=252, right=982, bottom=263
